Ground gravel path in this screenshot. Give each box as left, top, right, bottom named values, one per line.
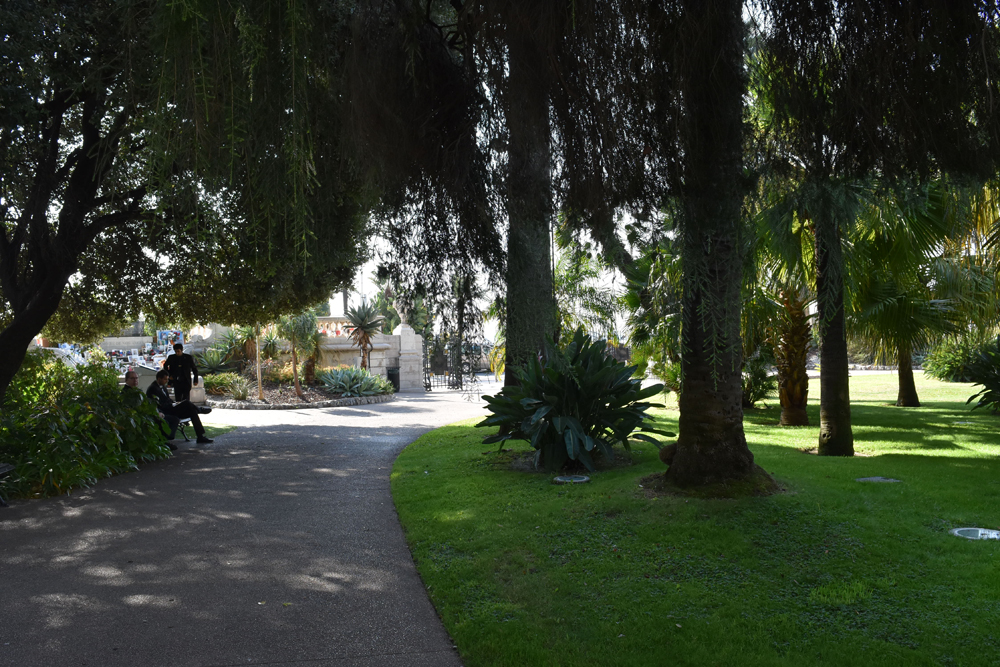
left=0, top=385, right=496, bottom=667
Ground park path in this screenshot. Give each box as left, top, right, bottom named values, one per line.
left=0, top=384, right=497, bottom=667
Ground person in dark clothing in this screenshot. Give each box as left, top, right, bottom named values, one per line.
left=163, top=343, right=199, bottom=402
left=122, top=369, right=179, bottom=450
left=147, top=370, right=214, bottom=444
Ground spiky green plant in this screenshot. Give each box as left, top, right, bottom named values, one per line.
left=345, top=299, right=384, bottom=370
left=477, top=328, right=672, bottom=472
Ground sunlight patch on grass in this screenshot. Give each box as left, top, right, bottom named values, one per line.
left=393, top=374, right=1000, bottom=667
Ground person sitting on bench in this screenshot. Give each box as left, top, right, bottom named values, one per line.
left=123, top=369, right=179, bottom=451
left=147, top=370, right=214, bottom=444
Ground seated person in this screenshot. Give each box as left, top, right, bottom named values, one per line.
left=146, top=370, right=214, bottom=444
left=122, top=370, right=180, bottom=451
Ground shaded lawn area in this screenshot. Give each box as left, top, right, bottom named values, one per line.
left=391, top=374, right=1000, bottom=667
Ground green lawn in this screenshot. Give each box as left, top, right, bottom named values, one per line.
left=391, top=373, right=1000, bottom=667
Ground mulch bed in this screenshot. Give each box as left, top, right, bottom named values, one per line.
left=208, top=381, right=339, bottom=405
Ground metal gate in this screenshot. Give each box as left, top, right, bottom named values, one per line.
left=422, top=335, right=492, bottom=398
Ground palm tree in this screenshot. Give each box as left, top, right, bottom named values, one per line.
left=847, top=184, right=960, bottom=407
left=553, top=244, right=621, bottom=344
left=277, top=312, right=319, bottom=398
left=345, top=299, right=383, bottom=370
left=770, top=284, right=814, bottom=424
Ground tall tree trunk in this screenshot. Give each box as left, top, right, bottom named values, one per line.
left=814, top=209, right=854, bottom=456
left=896, top=344, right=920, bottom=407
left=456, top=276, right=468, bottom=388
left=256, top=324, right=264, bottom=400
left=665, top=0, right=759, bottom=487
left=774, top=288, right=811, bottom=426
left=504, top=20, right=557, bottom=386
left=291, top=332, right=303, bottom=397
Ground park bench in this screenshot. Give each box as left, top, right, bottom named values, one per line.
left=0, top=462, right=14, bottom=507
left=177, top=417, right=193, bottom=442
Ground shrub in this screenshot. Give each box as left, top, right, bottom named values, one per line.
left=476, top=328, right=673, bottom=472
left=966, top=340, right=1000, bottom=414
left=0, top=350, right=169, bottom=500
left=228, top=376, right=254, bottom=401
left=924, top=335, right=997, bottom=382
left=316, top=366, right=394, bottom=397
left=202, top=372, right=239, bottom=395
left=743, top=353, right=778, bottom=408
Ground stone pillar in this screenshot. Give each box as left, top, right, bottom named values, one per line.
left=393, top=323, right=424, bottom=392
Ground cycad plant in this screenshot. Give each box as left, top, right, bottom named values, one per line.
left=345, top=298, right=384, bottom=369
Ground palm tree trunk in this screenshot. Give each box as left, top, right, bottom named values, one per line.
left=896, top=345, right=920, bottom=407
left=814, top=210, right=854, bottom=456
left=775, top=288, right=811, bottom=426
left=664, top=0, right=761, bottom=487
left=504, top=19, right=557, bottom=386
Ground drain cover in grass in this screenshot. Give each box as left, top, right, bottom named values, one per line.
left=553, top=475, right=590, bottom=485
left=856, top=476, right=901, bottom=483
left=950, top=527, right=1000, bottom=540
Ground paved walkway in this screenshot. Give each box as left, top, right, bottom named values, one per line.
left=0, top=386, right=496, bottom=667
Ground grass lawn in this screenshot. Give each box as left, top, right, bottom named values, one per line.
left=391, top=373, right=1000, bottom=666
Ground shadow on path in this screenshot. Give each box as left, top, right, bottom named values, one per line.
left=0, top=392, right=487, bottom=667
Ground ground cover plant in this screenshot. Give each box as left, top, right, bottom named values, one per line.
left=392, top=373, right=1000, bottom=666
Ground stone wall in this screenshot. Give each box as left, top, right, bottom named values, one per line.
left=99, top=336, right=154, bottom=353
left=316, top=333, right=401, bottom=377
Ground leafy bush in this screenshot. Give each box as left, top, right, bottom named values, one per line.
left=742, top=353, right=777, bottom=408
left=228, top=376, right=254, bottom=401
left=202, top=372, right=239, bottom=395
left=924, top=335, right=997, bottom=382
left=476, top=328, right=672, bottom=472
left=966, top=340, right=1000, bottom=414
left=0, top=350, right=169, bottom=500
left=316, top=366, right=394, bottom=397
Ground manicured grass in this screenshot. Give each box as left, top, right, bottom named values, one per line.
left=391, top=373, right=1000, bottom=667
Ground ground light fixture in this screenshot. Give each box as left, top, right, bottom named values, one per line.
left=949, top=527, right=1000, bottom=540
left=552, top=475, right=591, bottom=484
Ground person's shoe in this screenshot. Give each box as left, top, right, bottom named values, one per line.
left=197, top=406, right=212, bottom=414
left=196, top=436, right=213, bottom=444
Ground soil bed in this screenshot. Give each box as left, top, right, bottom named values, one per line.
left=208, top=381, right=341, bottom=405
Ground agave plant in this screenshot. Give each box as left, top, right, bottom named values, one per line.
left=477, top=328, right=673, bottom=472
left=316, top=366, right=393, bottom=397
left=345, top=298, right=384, bottom=369
left=196, top=347, right=231, bottom=375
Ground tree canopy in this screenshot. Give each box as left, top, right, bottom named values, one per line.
left=0, top=0, right=368, bottom=400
